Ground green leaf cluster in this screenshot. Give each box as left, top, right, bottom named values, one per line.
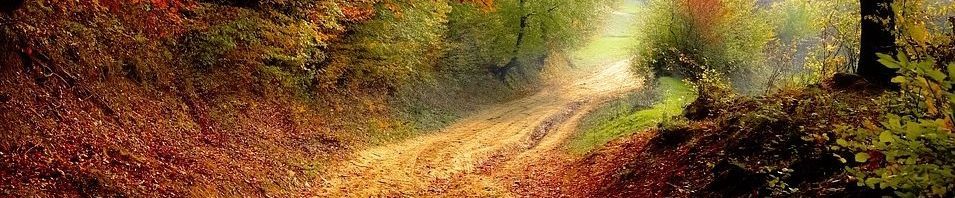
left=835, top=53, right=955, bottom=197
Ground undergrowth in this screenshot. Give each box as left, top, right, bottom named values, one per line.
left=568, top=75, right=890, bottom=197
left=836, top=53, right=955, bottom=197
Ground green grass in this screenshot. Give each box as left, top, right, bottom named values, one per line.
left=570, top=1, right=642, bottom=67
left=572, top=37, right=636, bottom=67
left=567, top=77, right=696, bottom=155
left=619, top=2, right=641, bottom=14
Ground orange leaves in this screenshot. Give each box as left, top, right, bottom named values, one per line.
left=681, top=0, right=726, bottom=44
left=340, top=0, right=380, bottom=22
left=40, top=0, right=194, bottom=37
left=459, top=0, right=494, bottom=10
left=146, top=0, right=192, bottom=10
left=342, top=5, right=377, bottom=22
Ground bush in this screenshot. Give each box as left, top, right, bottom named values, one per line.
left=802, top=0, right=861, bottom=82
left=759, top=0, right=830, bottom=91
left=180, top=17, right=262, bottom=70
left=319, top=1, right=452, bottom=90
left=836, top=53, right=955, bottom=197
left=634, top=0, right=773, bottom=85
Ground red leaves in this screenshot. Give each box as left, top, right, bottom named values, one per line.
left=341, top=4, right=377, bottom=22
left=38, top=0, right=194, bottom=37
left=859, top=150, right=885, bottom=171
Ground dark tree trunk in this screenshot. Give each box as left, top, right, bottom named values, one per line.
left=858, top=0, right=898, bottom=86
left=513, top=0, right=530, bottom=55
left=513, top=15, right=529, bottom=54
left=494, top=0, right=531, bottom=83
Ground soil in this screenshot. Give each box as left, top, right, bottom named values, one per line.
left=310, top=59, right=643, bottom=197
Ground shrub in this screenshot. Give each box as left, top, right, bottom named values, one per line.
left=634, top=0, right=773, bottom=86
left=319, top=1, right=452, bottom=90
left=760, top=0, right=829, bottom=91
left=836, top=53, right=955, bottom=197
left=180, top=17, right=262, bottom=70
left=799, top=0, right=861, bottom=87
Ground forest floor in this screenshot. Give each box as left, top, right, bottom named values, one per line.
left=310, top=59, right=642, bottom=197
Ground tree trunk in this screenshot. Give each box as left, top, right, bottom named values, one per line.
left=494, top=0, right=530, bottom=83
left=858, top=0, right=897, bottom=86
left=513, top=0, right=530, bottom=55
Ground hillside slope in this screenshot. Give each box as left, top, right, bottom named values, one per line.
left=547, top=77, right=892, bottom=197
left=0, top=1, right=536, bottom=196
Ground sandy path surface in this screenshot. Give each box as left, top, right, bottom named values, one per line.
left=308, top=59, right=641, bottom=197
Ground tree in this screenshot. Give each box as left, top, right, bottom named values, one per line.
left=857, top=0, right=898, bottom=86
left=493, top=0, right=534, bottom=83
left=635, top=0, right=773, bottom=85
left=447, top=0, right=607, bottom=84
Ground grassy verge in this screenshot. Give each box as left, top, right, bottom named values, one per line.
left=566, top=77, right=696, bottom=154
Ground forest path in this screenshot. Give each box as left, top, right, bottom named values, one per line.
left=311, top=1, right=643, bottom=196
left=310, top=59, right=642, bottom=197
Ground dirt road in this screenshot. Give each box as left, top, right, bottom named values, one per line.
left=310, top=59, right=641, bottom=197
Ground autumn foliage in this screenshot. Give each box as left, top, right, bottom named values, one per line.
left=682, top=0, right=725, bottom=44
left=0, top=0, right=606, bottom=196
left=635, top=0, right=772, bottom=93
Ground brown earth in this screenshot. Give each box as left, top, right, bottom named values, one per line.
left=310, top=59, right=642, bottom=197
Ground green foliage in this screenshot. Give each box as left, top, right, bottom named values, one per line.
left=181, top=17, right=261, bottom=70
left=442, top=3, right=510, bottom=73
left=768, top=0, right=821, bottom=43
left=444, top=0, right=610, bottom=73
left=179, top=9, right=331, bottom=69
left=509, top=0, right=609, bottom=54
left=891, top=0, right=955, bottom=66
left=760, top=0, right=837, bottom=90
left=796, top=0, right=860, bottom=86
left=321, top=1, right=452, bottom=89
left=892, top=0, right=955, bottom=47
left=568, top=77, right=696, bottom=154
left=836, top=53, right=955, bottom=197
left=833, top=2, right=955, bottom=195
left=631, top=0, right=860, bottom=93
left=633, top=0, right=773, bottom=92
left=761, top=166, right=797, bottom=196
left=316, top=0, right=610, bottom=90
